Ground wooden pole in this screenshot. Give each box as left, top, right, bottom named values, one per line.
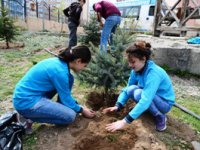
left=153, top=0, right=162, bottom=37
left=174, top=103, right=200, bottom=120
left=158, top=0, right=181, bottom=25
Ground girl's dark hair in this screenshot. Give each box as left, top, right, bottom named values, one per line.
left=58, top=45, right=91, bottom=63
left=93, top=4, right=96, bottom=11
left=79, top=0, right=86, bottom=3
left=126, top=41, right=152, bottom=60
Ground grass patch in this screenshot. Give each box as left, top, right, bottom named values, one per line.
left=0, top=33, right=66, bottom=102
left=23, top=134, right=38, bottom=150
left=158, top=132, right=193, bottom=150
left=169, top=96, right=200, bottom=132
left=162, top=64, right=200, bottom=79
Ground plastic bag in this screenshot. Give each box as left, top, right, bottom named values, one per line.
left=187, top=36, right=200, bottom=44
left=0, top=111, right=25, bottom=150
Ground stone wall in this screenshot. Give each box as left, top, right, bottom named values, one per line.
left=137, top=35, right=200, bottom=75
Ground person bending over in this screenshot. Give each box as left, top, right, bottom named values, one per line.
left=13, top=45, right=95, bottom=133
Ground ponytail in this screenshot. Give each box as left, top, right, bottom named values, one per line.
left=58, top=45, right=91, bottom=63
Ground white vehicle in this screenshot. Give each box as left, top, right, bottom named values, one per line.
left=115, top=0, right=156, bottom=32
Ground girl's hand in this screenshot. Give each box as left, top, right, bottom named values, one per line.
left=82, top=107, right=96, bottom=118
left=100, top=22, right=104, bottom=28
left=102, top=106, right=118, bottom=114
left=105, top=119, right=127, bottom=132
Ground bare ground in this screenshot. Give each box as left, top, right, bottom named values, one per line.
left=0, top=41, right=200, bottom=150
left=31, top=110, right=199, bottom=150
left=24, top=62, right=200, bottom=149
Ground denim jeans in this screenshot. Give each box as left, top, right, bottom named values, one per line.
left=126, top=85, right=172, bottom=116
left=100, top=15, right=121, bottom=52
left=68, top=20, right=78, bottom=48
left=17, top=91, right=77, bottom=125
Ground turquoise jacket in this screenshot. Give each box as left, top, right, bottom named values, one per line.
left=116, top=60, right=175, bottom=121
left=13, top=57, right=82, bottom=113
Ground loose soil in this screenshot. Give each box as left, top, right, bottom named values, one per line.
left=31, top=92, right=199, bottom=150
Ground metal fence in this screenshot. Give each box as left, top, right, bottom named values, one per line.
left=0, top=0, right=67, bottom=23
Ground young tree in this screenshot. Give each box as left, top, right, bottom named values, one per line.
left=78, top=29, right=135, bottom=94
left=0, top=8, right=19, bottom=48
left=79, top=14, right=100, bottom=46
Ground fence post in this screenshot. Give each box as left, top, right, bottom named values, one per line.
left=58, top=9, right=59, bottom=22
left=42, top=3, right=45, bottom=31
left=1, top=0, right=4, bottom=9
left=24, top=0, right=27, bottom=22
left=48, top=6, right=50, bottom=20
left=36, top=0, right=38, bottom=18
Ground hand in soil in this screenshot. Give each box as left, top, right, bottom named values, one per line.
left=82, top=107, right=96, bottom=118
left=106, top=119, right=127, bottom=132
left=102, top=106, right=118, bottom=114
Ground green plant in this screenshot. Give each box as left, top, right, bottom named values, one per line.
left=79, top=14, right=100, bottom=46
left=162, top=64, right=200, bottom=79
left=169, top=96, right=200, bottom=131
left=0, top=7, right=20, bottom=48
left=78, top=30, right=135, bottom=94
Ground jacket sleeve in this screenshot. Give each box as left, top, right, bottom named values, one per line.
left=75, top=6, right=82, bottom=20
left=127, top=70, right=137, bottom=86
left=115, top=70, right=137, bottom=110
left=50, top=71, right=82, bottom=113
left=125, top=70, right=162, bottom=123
left=63, top=7, right=70, bottom=17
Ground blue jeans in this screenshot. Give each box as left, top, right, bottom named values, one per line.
left=17, top=91, right=76, bottom=125
left=126, top=85, right=172, bottom=116
left=100, top=15, right=121, bottom=52
left=68, top=20, right=78, bottom=48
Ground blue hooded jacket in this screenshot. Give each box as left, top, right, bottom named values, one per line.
left=116, top=60, right=175, bottom=122
left=13, top=57, right=82, bottom=113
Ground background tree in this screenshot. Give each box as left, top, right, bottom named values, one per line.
left=79, top=14, right=100, bottom=46
left=0, top=7, right=19, bottom=48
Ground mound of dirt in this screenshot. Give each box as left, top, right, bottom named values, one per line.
left=31, top=92, right=199, bottom=150
left=33, top=112, right=167, bottom=150
left=86, top=92, right=118, bottom=111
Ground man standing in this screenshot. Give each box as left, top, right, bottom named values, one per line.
left=93, top=1, right=121, bottom=52
left=63, top=0, right=86, bottom=48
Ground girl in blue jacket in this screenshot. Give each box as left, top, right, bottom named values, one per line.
left=103, top=41, right=175, bottom=132
left=13, top=45, right=95, bottom=133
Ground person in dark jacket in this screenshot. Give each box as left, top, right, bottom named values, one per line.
left=64, top=0, right=85, bottom=48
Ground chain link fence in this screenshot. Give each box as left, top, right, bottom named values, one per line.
left=1, top=0, right=67, bottom=23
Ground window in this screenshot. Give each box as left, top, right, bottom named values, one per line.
left=148, top=6, right=155, bottom=16
left=120, top=6, right=140, bottom=18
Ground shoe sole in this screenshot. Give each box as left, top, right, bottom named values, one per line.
left=156, top=117, right=167, bottom=132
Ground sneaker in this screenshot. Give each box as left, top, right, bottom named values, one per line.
left=25, top=119, right=33, bottom=135
left=16, top=113, right=27, bottom=126
left=17, top=113, right=33, bottom=135
left=155, top=114, right=167, bottom=131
